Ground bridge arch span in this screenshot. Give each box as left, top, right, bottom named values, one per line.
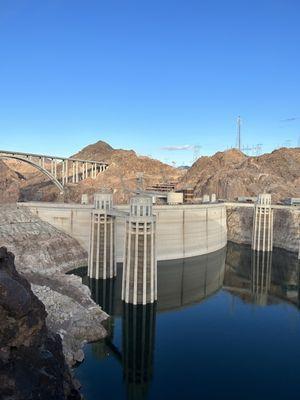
left=0, top=154, right=64, bottom=193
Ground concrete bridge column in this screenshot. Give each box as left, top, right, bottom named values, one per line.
left=75, top=161, right=79, bottom=183
left=65, top=159, right=68, bottom=184
left=54, top=159, right=57, bottom=178
left=61, top=160, right=64, bottom=185
left=72, top=161, right=75, bottom=183
left=51, top=159, right=54, bottom=175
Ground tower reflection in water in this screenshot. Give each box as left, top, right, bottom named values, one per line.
left=122, top=303, right=156, bottom=400
left=86, top=276, right=157, bottom=399
left=85, top=247, right=226, bottom=399
left=251, top=251, right=272, bottom=305
left=225, top=242, right=300, bottom=308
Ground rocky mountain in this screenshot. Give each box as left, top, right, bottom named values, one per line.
left=67, top=140, right=184, bottom=203
left=0, top=247, right=81, bottom=400
left=179, top=147, right=300, bottom=202
left=12, top=140, right=184, bottom=203
left=1, top=142, right=299, bottom=204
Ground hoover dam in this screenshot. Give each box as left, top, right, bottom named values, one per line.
left=19, top=201, right=228, bottom=261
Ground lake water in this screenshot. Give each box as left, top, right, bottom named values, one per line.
left=75, top=243, right=300, bottom=400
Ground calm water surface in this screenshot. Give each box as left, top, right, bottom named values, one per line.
left=75, top=243, right=300, bottom=400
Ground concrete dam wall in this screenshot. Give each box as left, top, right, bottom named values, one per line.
left=19, top=202, right=227, bottom=262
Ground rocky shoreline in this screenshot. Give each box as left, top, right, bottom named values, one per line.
left=31, top=275, right=108, bottom=366
left=0, top=205, right=108, bottom=370
left=0, top=247, right=82, bottom=399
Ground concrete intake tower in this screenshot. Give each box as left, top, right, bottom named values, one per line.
left=88, top=192, right=116, bottom=279
left=252, top=194, right=274, bottom=252
left=122, top=195, right=157, bottom=305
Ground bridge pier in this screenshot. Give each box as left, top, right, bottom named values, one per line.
left=88, top=192, right=116, bottom=279
left=62, top=160, right=65, bottom=185
left=122, top=195, right=157, bottom=305
left=75, top=161, right=79, bottom=182
left=54, top=159, right=57, bottom=178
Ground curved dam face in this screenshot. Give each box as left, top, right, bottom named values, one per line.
left=19, top=202, right=227, bottom=262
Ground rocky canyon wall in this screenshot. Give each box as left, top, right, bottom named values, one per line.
left=0, top=247, right=81, bottom=400
left=226, top=204, right=300, bottom=254
left=0, top=205, right=108, bottom=366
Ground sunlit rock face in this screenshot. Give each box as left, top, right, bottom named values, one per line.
left=0, top=247, right=81, bottom=400
left=0, top=205, right=88, bottom=274
left=181, top=147, right=300, bottom=202
left=0, top=160, right=21, bottom=204
left=226, top=205, right=300, bottom=253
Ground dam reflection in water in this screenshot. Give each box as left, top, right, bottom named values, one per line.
left=78, top=244, right=300, bottom=400
left=84, top=248, right=226, bottom=399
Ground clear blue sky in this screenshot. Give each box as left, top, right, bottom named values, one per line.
left=0, top=0, right=299, bottom=165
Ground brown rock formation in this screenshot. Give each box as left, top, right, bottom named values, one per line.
left=0, top=160, right=22, bottom=203
left=0, top=247, right=81, bottom=400
left=180, top=147, right=300, bottom=202
left=16, top=140, right=184, bottom=203
left=1, top=142, right=299, bottom=204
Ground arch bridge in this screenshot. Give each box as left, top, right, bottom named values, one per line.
left=0, top=149, right=108, bottom=193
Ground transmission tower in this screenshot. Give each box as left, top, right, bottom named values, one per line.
left=241, top=145, right=252, bottom=155
left=236, top=116, right=241, bottom=151
left=192, top=145, right=201, bottom=162
left=252, top=144, right=263, bottom=156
